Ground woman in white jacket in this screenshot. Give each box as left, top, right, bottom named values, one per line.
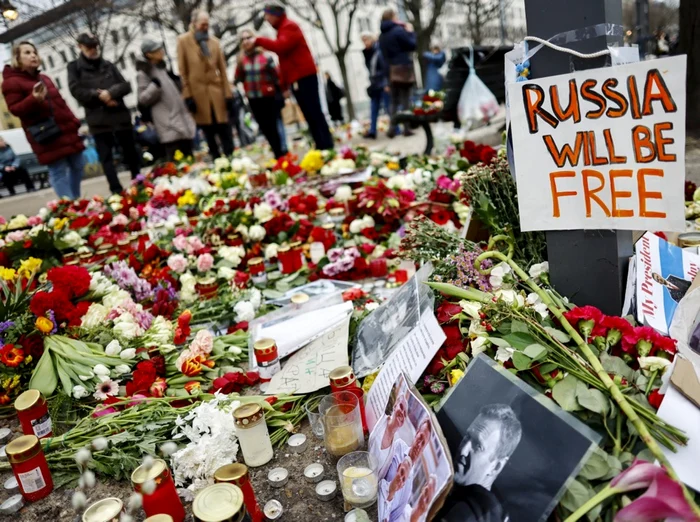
left=136, top=39, right=196, bottom=160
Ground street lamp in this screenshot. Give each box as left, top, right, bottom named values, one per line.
left=1, top=1, right=18, bottom=21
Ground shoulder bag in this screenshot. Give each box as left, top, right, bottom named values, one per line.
left=27, top=82, right=62, bottom=145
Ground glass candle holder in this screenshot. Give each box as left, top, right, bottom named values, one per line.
left=305, top=402, right=325, bottom=440
left=337, top=452, right=378, bottom=509
left=319, top=392, right=364, bottom=459
left=233, top=403, right=274, bottom=467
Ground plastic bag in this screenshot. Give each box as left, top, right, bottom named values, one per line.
left=457, top=47, right=500, bottom=130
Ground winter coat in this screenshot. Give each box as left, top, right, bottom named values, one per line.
left=255, top=16, right=317, bottom=91
left=379, top=20, right=416, bottom=67
left=67, top=55, right=133, bottom=134
left=0, top=145, right=19, bottom=169
left=423, top=51, right=446, bottom=91
left=363, top=43, right=388, bottom=96
left=177, top=30, right=232, bottom=126
left=136, top=60, right=196, bottom=145
left=2, top=65, right=84, bottom=165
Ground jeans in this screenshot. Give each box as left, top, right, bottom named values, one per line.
left=48, top=152, right=85, bottom=200
left=292, top=75, right=334, bottom=150
left=277, top=118, right=288, bottom=154
left=94, top=129, right=142, bottom=194
left=369, top=91, right=392, bottom=135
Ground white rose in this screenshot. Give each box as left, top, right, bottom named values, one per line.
left=265, top=243, right=279, bottom=260
left=386, top=175, right=408, bottom=190
left=82, top=303, right=108, bottom=329
left=253, top=202, right=274, bottom=223
left=120, top=348, right=137, bottom=360
left=349, top=219, right=365, bottom=234
left=113, top=313, right=143, bottom=340
left=249, top=288, right=262, bottom=309
left=214, top=157, right=231, bottom=171
left=248, top=225, right=266, bottom=242
left=62, top=231, right=84, bottom=248
left=361, top=215, right=375, bottom=229
left=529, top=262, right=550, bottom=280
left=113, top=365, right=131, bottom=376
left=334, top=185, right=352, bottom=202
left=217, top=266, right=236, bottom=280
left=104, top=339, right=122, bottom=356
left=234, top=301, right=256, bottom=323
left=72, top=385, right=89, bottom=399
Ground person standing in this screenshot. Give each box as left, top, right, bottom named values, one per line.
left=234, top=29, right=285, bottom=159
left=423, top=45, right=446, bottom=92
left=177, top=10, right=235, bottom=159
left=0, top=137, right=35, bottom=196
left=324, top=72, right=344, bottom=126
left=379, top=8, right=417, bottom=138
left=361, top=33, right=391, bottom=139
left=136, top=39, right=196, bottom=161
left=68, top=32, right=140, bottom=195
left=3, top=42, right=84, bottom=200
left=249, top=3, right=333, bottom=150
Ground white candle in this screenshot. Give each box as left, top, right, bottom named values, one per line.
left=304, top=463, right=324, bottom=483
left=310, top=242, right=326, bottom=264
left=315, top=480, right=337, bottom=501
left=268, top=467, right=289, bottom=488
left=287, top=433, right=307, bottom=453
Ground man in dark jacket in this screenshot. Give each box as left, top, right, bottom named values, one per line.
left=249, top=3, right=334, bottom=150
left=361, top=33, right=392, bottom=139
left=0, top=137, right=34, bottom=196
left=379, top=8, right=417, bottom=138
left=68, top=33, right=140, bottom=194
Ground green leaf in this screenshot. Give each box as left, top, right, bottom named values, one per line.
left=511, top=320, right=529, bottom=334
left=523, top=343, right=547, bottom=361
left=577, top=388, right=610, bottom=416
left=538, top=362, right=558, bottom=374
left=489, top=337, right=511, bottom=348
left=512, top=352, right=531, bottom=371
left=560, top=479, right=595, bottom=514
left=552, top=375, right=584, bottom=412
left=544, top=326, right=571, bottom=343
left=503, top=332, right=536, bottom=351
left=262, top=289, right=284, bottom=299
left=579, top=448, right=612, bottom=480
left=600, top=353, right=635, bottom=381
left=28, top=345, right=58, bottom=396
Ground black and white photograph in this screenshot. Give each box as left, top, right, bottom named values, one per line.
left=436, top=355, right=600, bottom=522
left=370, top=372, right=452, bottom=522
left=352, top=264, right=434, bottom=377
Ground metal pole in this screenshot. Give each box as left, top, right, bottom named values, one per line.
left=523, top=0, right=632, bottom=316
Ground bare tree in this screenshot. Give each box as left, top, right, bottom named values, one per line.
left=453, top=0, right=512, bottom=46
left=402, top=0, right=449, bottom=80
left=282, top=0, right=361, bottom=119
left=679, top=0, right=699, bottom=133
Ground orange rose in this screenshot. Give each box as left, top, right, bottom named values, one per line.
left=35, top=317, right=54, bottom=334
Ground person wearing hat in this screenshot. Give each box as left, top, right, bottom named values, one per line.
left=136, top=39, right=196, bottom=161
left=177, top=10, right=235, bottom=159
left=67, top=32, right=141, bottom=194
left=244, top=3, right=333, bottom=150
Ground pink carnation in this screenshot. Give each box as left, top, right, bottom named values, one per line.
left=27, top=215, right=43, bottom=226
left=189, top=236, right=205, bottom=252
left=6, top=230, right=26, bottom=243
left=189, top=330, right=214, bottom=357
left=173, top=235, right=189, bottom=253
left=196, top=253, right=214, bottom=273
left=167, top=254, right=188, bottom=274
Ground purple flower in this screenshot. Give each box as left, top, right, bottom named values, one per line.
left=449, top=248, right=492, bottom=292
left=0, top=321, right=15, bottom=335
left=47, top=310, right=58, bottom=334
left=104, top=261, right=154, bottom=301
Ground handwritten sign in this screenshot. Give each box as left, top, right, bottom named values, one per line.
left=264, top=314, right=351, bottom=395
left=508, top=56, right=686, bottom=231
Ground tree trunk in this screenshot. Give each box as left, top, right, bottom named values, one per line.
left=416, top=30, right=430, bottom=86
left=336, top=51, right=355, bottom=120
left=680, top=0, right=700, bottom=133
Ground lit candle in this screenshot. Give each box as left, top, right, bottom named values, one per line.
left=287, top=434, right=307, bottom=453
left=304, top=463, right=324, bottom=483
left=315, top=480, right=337, bottom=502
left=268, top=468, right=289, bottom=488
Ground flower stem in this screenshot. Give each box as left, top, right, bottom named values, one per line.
left=564, top=485, right=619, bottom=522
left=645, top=370, right=658, bottom=395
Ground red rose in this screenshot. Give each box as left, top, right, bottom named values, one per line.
left=648, top=389, right=665, bottom=409
left=445, top=341, right=464, bottom=361
left=427, top=349, right=447, bottom=375
left=442, top=324, right=462, bottom=342
left=478, top=146, right=497, bottom=164
left=227, top=322, right=249, bottom=334
left=126, top=360, right=157, bottom=396
left=150, top=355, right=166, bottom=377
left=436, top=302, right=462, bottom=324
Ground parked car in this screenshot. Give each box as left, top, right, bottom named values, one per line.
left=0, top=128, right=49, bottom=191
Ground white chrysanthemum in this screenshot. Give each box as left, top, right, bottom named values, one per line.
left=234, top=301, right=255, bottom=323
left=82, top=303, right=109, bottom=329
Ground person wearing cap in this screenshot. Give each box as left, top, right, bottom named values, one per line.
left=136, top=39, right=196, bottom=161
left=245, top=3, right=333, bottom=150
left=67, top=32, right=141, bottom=194
left=177, top=10, right=235, bottom=159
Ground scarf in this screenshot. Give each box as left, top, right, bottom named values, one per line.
left=195, top=31, right=210, bottom=57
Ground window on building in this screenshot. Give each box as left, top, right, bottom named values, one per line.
left=59, top=50, right=67, bottom=63
left=111, top=29, right=119, bottom=45
left=47, top=55, right=55, bottom=69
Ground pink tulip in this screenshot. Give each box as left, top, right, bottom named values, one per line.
left=610, top=459, right=667, bottom=492
left=92, top=405, right=117, bottom=418
left=615, top=473, right=699, bottom=522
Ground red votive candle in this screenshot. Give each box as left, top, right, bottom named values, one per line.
left=370, top=259, right=388, bottom=278
left=14, top=390, right=52, bottom=440
left=214, top=463, right=263, bottom=522
left=6, top=435, right=53, bottom=502
left=131, top=459, right=185, bottom=522
left=394, top=269, right=409, bottom=284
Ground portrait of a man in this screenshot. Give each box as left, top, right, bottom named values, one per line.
left=378, top=454, right=413, bottom=522
left=652, top=272, right=691, bottom=304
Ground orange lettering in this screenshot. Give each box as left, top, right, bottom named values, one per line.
left=604, top=128, right=626, bottom=164
left=549, top=171, right=577, bottom=218
left=588, top=131, right=609, bottom=166
left=654, top=122, right=676, bottom=161
left=581, top=79, right=606, bottom=119
left=609, top=169, right=634, bottom=217
left=638, top=168, right=666, bottom=218
left=543, top=133, right=584, bottom=168
left=627, top=75, right=642, bottom=119
left=632, top=125, right=656, bottom=163
left=523, top=84, right=558, bottom=134
left=550, top=80, right=581, bottom=123
left=582, top=169, right=611, bottom=217
left=642, top=69, right=677, bottom=116
left=602, top=78, right=628, bottom=118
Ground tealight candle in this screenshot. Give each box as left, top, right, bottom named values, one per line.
left=345, top=509, right=370, bottom=522
left=315, top=480, right=337, bottom=502
left=0, top=428, right=11, bottom=444
left=268, top=467, right=289, bottom=488
left=263, top=499, right=283, bottom=520
left=304, top=463, right=324, bottom=483
left=287, top=433, right=307, bottom=453
left=0, top=495, right=23, bottom=515
left=3, top=476, right=18, bottom=493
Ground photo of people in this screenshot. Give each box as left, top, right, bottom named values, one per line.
left=436, top=355, right=599, bottom=522
left=371, top=372, right=452, bottom=522
left=652, top=272, right=692, bottom=304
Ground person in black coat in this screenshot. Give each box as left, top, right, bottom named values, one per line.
left=67, top=33, right=141, bottom=194
left=361, top=33, right=392, bottom=139
left=324, top=72, right=344, bottom=126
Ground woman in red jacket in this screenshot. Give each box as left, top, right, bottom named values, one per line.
left=2, top=41, right=85, bottom=199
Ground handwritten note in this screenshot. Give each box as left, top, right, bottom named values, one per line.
left=264, top=314, right=352, bottom=395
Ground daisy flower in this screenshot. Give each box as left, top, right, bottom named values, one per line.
left=93, top=379, right=119, bottom=400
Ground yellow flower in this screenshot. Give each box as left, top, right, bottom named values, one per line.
left=387, top=161, right=400, bottom=171
left=177, top=190, right=197, bottom=207
left=0, top=267, right=17, bottom=281
left=18, top=257, right=42, bottom=279
left=450, top=369, right=465, bottom=386
left=300, top=150, right=324, bottom=173
left=361, top=371, right=379, bottom=394
left=35, top=317, right=54, bottom=334
left=173, top=150, right=184, bottom=162
left=53, top=217, right=69, bottom=230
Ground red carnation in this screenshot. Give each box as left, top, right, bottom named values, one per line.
left=479, top=146, right=497, bottom=165
left=430, top=209, right=452, bottom=226
left=47, top=265, right=91, bottom=298
left=622, top=326, right=658, bottom=357
left=648, top=389, right=665, bottom=409
left=563, top=305, right=604, bottom=339
left=126, top=360, right=157, bottom=396
left=436, top=302, right=463, bottom=324
left=601, top=315, right=633, bottom=347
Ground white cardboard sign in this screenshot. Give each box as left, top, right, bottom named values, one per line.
left=508, top=56, right=686, bottom=232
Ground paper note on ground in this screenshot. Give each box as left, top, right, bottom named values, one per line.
left=365, top=310, right=446, bottom=431
left=264, top=314, right=352, bottom=395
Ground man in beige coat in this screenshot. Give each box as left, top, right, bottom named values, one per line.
left=177, top=10, right=234, bottom=158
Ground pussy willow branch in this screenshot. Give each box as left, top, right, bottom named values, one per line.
left=473, top=247, right=700, bottom=516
